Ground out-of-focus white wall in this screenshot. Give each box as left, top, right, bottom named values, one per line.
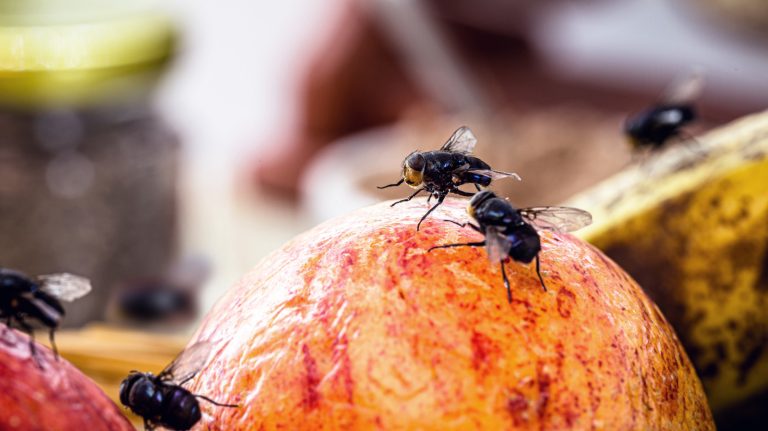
left=154, top=1, right=344, bottom=313
left=534, top=0, right=768, bottom=108
left=158, top=1, right=336, bottom=164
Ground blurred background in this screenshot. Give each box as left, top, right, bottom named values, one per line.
left=1, top=0, right=767, bottom=428
left=171, top=0, right=768, bottom=315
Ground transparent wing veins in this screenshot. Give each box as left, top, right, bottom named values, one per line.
left=661, top=68, right=705, bottom=105
left=158, top=340, right=213, bottom=385
left=485, top=225, right=512, bottom=263
left=464, top=168, right=521, bottom=181
left=440, top=126, right=477, bottom=154
left=518, top=207, right=593, bottom=233
left=37, top=273, right=92, bottom=302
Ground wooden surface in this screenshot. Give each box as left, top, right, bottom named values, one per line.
left=38, top=324, right=190, bottom=428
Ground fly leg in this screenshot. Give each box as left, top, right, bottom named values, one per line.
left=417, top=193, right=446, bottom=231
left=428, top=241, right=485, bottom=252
left=176, top=371, right=200, bottom=387
left=535, top=255, right=547, bottom=292
left=391, top=188, right=425, bottom=207
left=195, top=394, right=239, bottom=408
left=17, top=319, right=42, bottom=369
left=677, top=130, right=706, bottom=161
left=501, top=261, right=512, bottom=303
left=0, top=317, right=9, bottom=336
left=377, top=178, right=404, bottom=189
left=49, top=328, right=59, bottom=361
left=0, top=317, right=14, bottom=346
left=440, top=220, right=481, bottom=232
left=629, top=148, right=646, bottom=165
left=475, top=184, right=482, bottom=191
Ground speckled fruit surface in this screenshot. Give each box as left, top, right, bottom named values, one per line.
left=0, top=326, right=133, bottom=431
left=187, top=198, right=714, bottom=430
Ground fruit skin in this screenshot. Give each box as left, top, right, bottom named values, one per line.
left=567, top=111, right=768, bottom=411
left=0, top=326, right=134, bottom=431
left=187, top=199, right=713, bottom=430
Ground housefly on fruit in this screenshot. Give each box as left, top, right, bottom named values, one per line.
left=120, top=340, right=238, bottom=431
left=624, top=69, right=705, bottom=151
left=428, top=191, right=592, bottom=302
left=379, top=126, right=520, bottom=231
left=0, top=268, right=91, bottom=367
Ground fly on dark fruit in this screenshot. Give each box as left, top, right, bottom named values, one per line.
left=0, top=268, right=91, bottom=368
left=428, top=191, right=592, bottom=303
left=120, top=340, right=238, bottom=431
left=379, top=126, right=520, bottom=231
left=624, top=69, right=705, bottom=151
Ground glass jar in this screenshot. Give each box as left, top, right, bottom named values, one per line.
left=0, top=1, right=179, bottom=326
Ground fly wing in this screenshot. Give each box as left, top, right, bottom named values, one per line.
left=485, top=225, right=512, bottom=262
left=464, top=169, right=521, bottom=181
left=37, top=273, right=92, bottom=302
left=661, top=68, right=705, bottom=105
left=518, top=207, right=593, bottom=233
left=440, top=126, right=477, bottom=154
left=158, top=340, right=213, bottom=385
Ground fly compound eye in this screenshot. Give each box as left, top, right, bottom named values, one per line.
left=405, top=153, right=425, bottom=171
left=402, top=153, right=425, bottom=187
left=403, top=166, right=423, bottom=187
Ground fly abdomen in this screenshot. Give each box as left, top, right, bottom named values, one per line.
left=161, top=387, right=202, bottom=430
left=626, top=104, right=696, bottom=148
left=464, top=155, right=491, bottom=171
left=18, top=296, right=62, bottom=328
left=33, top=290, right=65, bottom=315
left=126, top=376, right=165, bottom=418
left=452, top=156, right=493, bottom=186
left=507, top=225, right=541, bottom=264
left=456, top=171, right=491, bottom=187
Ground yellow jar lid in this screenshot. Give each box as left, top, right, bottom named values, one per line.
left=0, top=0, right=176, bottom=107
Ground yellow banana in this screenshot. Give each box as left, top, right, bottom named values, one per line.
left=567, top=110, right=768, bottom=412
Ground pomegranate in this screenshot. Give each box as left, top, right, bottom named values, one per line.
left=187, top=199, right=713, bottom=430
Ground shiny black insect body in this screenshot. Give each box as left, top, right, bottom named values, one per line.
left=379, top=126, right=519, bottom=230
left=110, top=256, right=209, bottom=327
left=625, top=70, right=703, bottom=150
left=0, top=268, right=91, bottom=367
left=429, top=191, right=592, bottom=302
left=120, top=341, right=237, bottom=431
left=625, top=104, right=696, bottom=150
left=118, top=288, right=194, bottom=323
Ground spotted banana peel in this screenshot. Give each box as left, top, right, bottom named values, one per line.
left=566, top=110, right=768, bottom=412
